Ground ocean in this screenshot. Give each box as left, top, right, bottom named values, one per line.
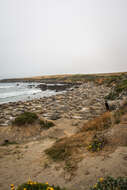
left=0, top=82, right=58, bottom=104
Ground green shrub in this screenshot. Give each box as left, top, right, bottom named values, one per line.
left=90, top=176, right=127, bottom=190
left=105, top=79, right=127, bottom=100
left=17, top=182, right=48, bottom=190
left=12, top=112, right=38, bottom=126
left=88, top=135, right=106, bottom=152
left=39, top=119, right=55, bottom=129
left=105, top=92, right=117, bottom=100
left=11, top=176, right=127, bottom=190
left=12, top=181, right=65, bottom=190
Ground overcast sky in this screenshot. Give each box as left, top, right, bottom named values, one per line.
left=0, top=0, right=127, bottom=78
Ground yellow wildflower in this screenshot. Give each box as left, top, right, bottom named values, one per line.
left=28, top=177, right=32, bottom=184
left=34, top=182, right=37, bottom=184
left=47, top=187, right=54, bottom=190
left=24, top=188, right=27, bottom=190
left=93, top=183, right=97, bottom=188
left=46, top=182, right=49, bottom=185
left=97, top=147, right=100, bottom=151
left=88, top=145, right=92, bottom=150
left=11, top=184, right=15, bottom=190
left=99, top=177, right=104, bottom=182
left=50, top=188, right=54, bottom=190
left=28, top=180, right=32, bottom=184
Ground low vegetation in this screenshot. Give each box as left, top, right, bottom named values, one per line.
left=81, top=112, right=112, bottom=132
left=12, top=112, right=38, bottom=126
left=113, top=102, right=127, bottom=124
left=11, top=176, right=127, bottom=190
left=45, top=102, right=127, bottom=168
left=91, top=176, right=127, bottom=190
left=45, top=112, right=112, bottom=164
left=3, top=72, right=127, bottom=85
left=39, top=119, right=55, bottom=129
left=11, top=180, right=65, bottom=190
left=87, top=135, right=106, bottom=152
left=45, top=138, right=72, bottom=161
left=12, top=112, right=55, bottom=129
left=105, top=79, right=127, bottom=100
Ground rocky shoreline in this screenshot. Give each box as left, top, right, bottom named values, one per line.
left=36, top=83, right=79, bottom=92
left=0, top=82, right=113, bottom=126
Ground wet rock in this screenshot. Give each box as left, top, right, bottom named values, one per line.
left=37, top=83, right=75, bottom=92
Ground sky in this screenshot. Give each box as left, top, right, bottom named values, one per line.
left=0, top=0, right=127, bottom=78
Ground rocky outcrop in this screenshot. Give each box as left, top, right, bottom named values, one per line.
left=37, top=83, right=78, bottom=92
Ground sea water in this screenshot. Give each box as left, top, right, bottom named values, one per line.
left=0, top=82, right=58, bottom=104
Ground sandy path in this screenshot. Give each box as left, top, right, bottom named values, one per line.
left=0, top=118, right=127, bottom=190
left=0, top=138, right=55, bottom=190
left=1, top=141, right=127, bottom=190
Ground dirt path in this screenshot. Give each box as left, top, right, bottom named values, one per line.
left=0, top=118, right=127, bottom=190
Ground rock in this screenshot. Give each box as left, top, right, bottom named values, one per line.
left=64, top=173, right=72, bottom=181
left=72, top=120, right=80, bottom=126
left=4, top=139, right=9, bottom=143
left=72, top=116, right=83, bottom=119
left=37, top=83, right=74, bottom=91
left=49, top=113, right=61, bottom=120
left=81, top=107, right=89, bottom=111
left=0, top=119, right=5, bottom=124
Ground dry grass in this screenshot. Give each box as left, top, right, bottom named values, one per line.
left=2, top=72, right=127, bottom=84
left=45, top=106, right=127, bottom=171
left=19, top=72, right=127, bottom=80
left=81, top=112, right=112, bottom=132
left=45, top=112, right=113, bottom=165
left=45, top=131, right=92, bottom=172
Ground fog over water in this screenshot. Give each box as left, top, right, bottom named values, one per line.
left=0, top=0, right=127, bottom=79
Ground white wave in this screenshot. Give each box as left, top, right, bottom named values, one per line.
left=0, top=85, right=14, bottom=89
left=0, top=89, right=41, bottom=99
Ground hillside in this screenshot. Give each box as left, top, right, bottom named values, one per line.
left=1, top=72, right=127, bottom=84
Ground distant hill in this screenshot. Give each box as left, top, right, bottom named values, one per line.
left=0, top=72, right=127, bottom=84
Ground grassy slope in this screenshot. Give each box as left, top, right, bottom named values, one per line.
left=1, top=72, right=127, bottom=83
left=45, top=103, right=127, bottom=172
